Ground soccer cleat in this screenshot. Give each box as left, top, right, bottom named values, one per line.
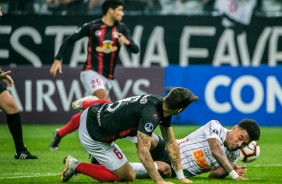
left=15, top=147, right=38, bottom=159
left=72, top=95, right=98, bottom=111
left=61, top=155, right=80, bottom=182
left=49, top=129, right=61, bottom=151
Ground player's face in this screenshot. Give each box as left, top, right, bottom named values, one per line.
left=225, top=125, right=251, bottom=151
left=111, top=6, right=124, bottom=22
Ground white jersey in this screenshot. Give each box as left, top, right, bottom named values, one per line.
left=177, top=120, right=240, bottom=177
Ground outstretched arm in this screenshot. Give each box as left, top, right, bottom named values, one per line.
left=137, top=131, right=166, bottom=184
left=50, top=23, right=90, bottom=77
left=209, top=163, right=247, bottom=179
left=208, top=138, right=247, bottom=180
left=160, top=126, right=192, bottom=183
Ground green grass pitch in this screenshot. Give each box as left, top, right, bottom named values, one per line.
left=0, top=124, right=282, bottom=183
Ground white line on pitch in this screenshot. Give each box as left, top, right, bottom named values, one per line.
left=0, top=173, right=59, bottom=179
left=1, top=164, right=282, bottom=179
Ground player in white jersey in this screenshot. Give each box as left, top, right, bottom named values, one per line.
left=128, top=119, right=260, bottom=180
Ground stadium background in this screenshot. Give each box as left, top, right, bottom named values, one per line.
left=1, top=0, right=282, bottom=183
left=1, top=0, right=282, bottom=126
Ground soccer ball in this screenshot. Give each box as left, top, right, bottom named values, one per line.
left=240, top=141, right=260, bottom=163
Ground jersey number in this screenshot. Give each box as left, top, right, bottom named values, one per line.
left=91, top=79, right=102, bottom=88
left=192, top=149, right=210, bottom=172
left=113, top=148, right=123, bottom=159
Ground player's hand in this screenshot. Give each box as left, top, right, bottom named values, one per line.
left=179, top=177, right=193, bottom=183
left=233, top=164, right=247, bottom=176
left=157, top=181, right=174, bottom=184
left=235, top=175, right=248, bottom=180
left=50, top=59, right=62, bottom=77
left=117, top=33, right=130, bottom=45
left=0, top=69, right=14, bottom=87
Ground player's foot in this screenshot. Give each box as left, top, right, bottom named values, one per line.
left=49, top=129, right=61, bottom=151
left=61, top=155, right=80, bottom=182
left=72, top=95, right=98, bottom=111
left=15, top=147, right=38, bottom=159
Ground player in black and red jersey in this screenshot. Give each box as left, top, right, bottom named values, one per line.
left=60, top=87, right=198, bottom=183
left=0, top=68, right=38, bottom=159
left=49, top=0, right=139, bottom=151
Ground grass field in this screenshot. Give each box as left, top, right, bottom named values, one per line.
left=0, top=124, right=282, bottom=184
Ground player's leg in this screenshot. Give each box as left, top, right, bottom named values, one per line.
left=62, top=108, right=135, bottom=182
left=49, top=70, right=112, bottom=151
left=49, top=112, right=81, bottom=151
left=0, top=87, right=37, bottom=159
left=80, top=70, right=112, bottom=100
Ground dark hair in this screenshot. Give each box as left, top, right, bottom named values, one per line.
left=238, top=119, right=260, bottom=141
left=102, top=0, right=124, bottom=15
left=164, top=87, right=198, bottom=110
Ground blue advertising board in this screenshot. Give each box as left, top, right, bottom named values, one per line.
left=166, top=66, right=282, bottom=126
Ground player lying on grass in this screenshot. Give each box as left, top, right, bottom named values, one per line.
left=126, top=119, right=260, bottom=180
left=60, top=88, right=198, bottom=183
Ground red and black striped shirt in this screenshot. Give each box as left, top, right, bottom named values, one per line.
left=55, top=19, right=139, bottom=79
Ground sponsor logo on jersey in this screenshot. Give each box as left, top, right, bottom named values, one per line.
left=212, top=129, right=219, bottom=135
left=95, top=30, right=102, bottom=37
left=96, top=40, right=117, bottom=53
left=144, top=123, right=154, bottom=132
left=152, top=114, right=158, bottom=119
left=140, top=95, right=148, bottom=104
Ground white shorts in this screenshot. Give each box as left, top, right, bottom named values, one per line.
left=78, top=108, right=128, bottom=171
left=80, top=70, right=113, bottom=95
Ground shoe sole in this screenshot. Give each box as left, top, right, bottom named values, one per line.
left=61, top=156, right=72, bottom=182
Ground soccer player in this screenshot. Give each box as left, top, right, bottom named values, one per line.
left=129, top=119, right=260, bottom=180
left=0, top=68, right=38, bottom=159
left=49, top=0, right=139, bottom=151
left=60, top=87, right=198, bottom=183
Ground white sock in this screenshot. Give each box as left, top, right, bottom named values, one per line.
left=130, top=162, right=158, bottom=179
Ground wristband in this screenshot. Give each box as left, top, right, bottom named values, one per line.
left=175, top=169, right=185, bottom=179
left=229, top=170, right=239, bottom=179
left=154, top=162, right=158, bottom=170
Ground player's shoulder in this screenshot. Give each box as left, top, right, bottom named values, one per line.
left=207, top=120, right=222, bottom=126
left=84, top=19, right=103, bottom=28
left=117, top=21, right=126, bottom=27
left=116, top=21, right=128, bottom=30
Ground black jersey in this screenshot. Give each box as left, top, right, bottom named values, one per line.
left=55, top=19, right=139, bottom=79
left=86, top=95, right=171, bottom=142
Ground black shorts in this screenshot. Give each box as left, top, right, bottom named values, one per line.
left=0, top=83, right=7, bottom=94
left=150, top=135, right=176, bottom=177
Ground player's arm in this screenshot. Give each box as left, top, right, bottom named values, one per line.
left=136, top=131, right=165, bottom=184
left=209, top=163, right=247, bottom=179
left=50, top=23, right=90, bottom=77
left=117, top=24, right=139, bottom=53
left=208, top=138, right=247, bottom=180
left=160, top=126, right=192, bottom=183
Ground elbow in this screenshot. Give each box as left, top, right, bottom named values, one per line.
left=133, top=47, right=139, bottom=54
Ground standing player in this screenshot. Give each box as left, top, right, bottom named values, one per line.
left=130, top=119, right=260, bottom=180
left=60, top=87, right=198, bottom=183
left=49, top=0, right=139, bottom=151
left=0, top=68, right=38, bottom=159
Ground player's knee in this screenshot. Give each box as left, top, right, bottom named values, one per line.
left=2, top=99, right=19, bottom=114
left=156, top=161, right=172, bottom=178
left=119, top=171, right=136, bottom=182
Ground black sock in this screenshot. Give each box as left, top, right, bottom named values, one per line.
left=6, top=113, right=25, bottom=153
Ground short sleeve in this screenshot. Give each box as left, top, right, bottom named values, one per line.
left=204, top=120, right=223, bottom=143
left=138, top=107, right=160, bottom=136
